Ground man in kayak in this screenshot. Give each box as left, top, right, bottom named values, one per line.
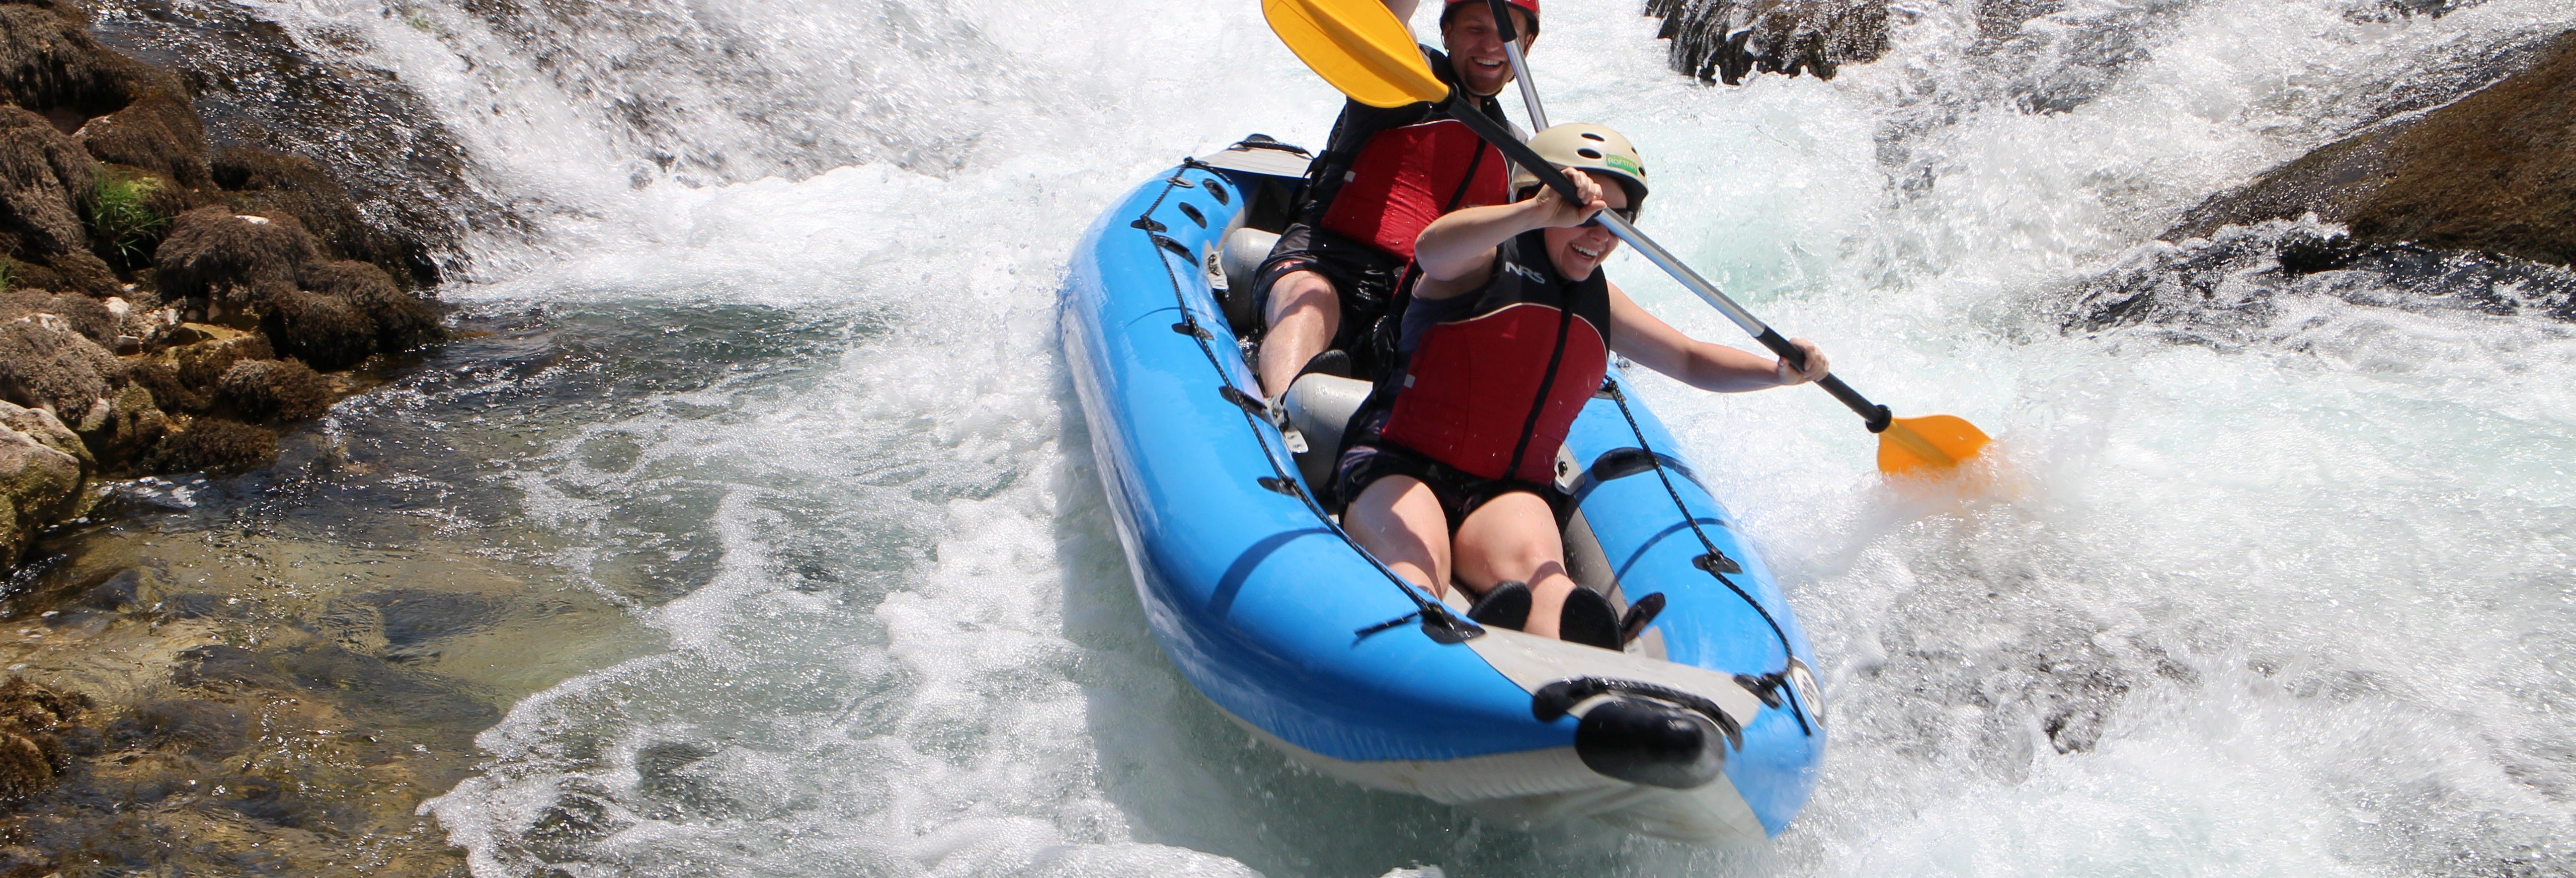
left=1251, top=0, right=1538, bottom=400
left=1336, top=124, right=1831, bottom=647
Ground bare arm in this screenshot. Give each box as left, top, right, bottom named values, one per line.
left=1383, top=0, right=1420, bottom=23
left=1606, top=281, right=1830, bottom=392
left=1413, top=169, right=1609, bottom=300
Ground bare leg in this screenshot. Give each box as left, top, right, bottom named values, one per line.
left=1452, top=492, right=1575, bottom=639
left=1258, top=269, right=1341, bottom=399
left=1344, top=475, right=1452, bottom=600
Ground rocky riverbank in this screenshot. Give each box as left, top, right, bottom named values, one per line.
left=0, top=0, right=448, bottom=572
left=0, top=0, right=508, bottom=872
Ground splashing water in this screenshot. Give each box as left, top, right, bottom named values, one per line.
left=145, top=0, right=2576, bottom=874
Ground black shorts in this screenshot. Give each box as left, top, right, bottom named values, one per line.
left=1254, top=224, right=1410, bottom=376
left=1331, top=408, right=1572, bottom=531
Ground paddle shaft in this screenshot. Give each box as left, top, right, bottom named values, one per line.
left=1440, top=100, right=1894, bottom=433
left=1481, top=0, right=1550, bottom=128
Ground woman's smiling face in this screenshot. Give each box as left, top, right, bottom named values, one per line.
left=1541, top=174, right=1628, bottom=281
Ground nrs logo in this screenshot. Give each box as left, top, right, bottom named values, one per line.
left=1502, top=261, right=1549, bottom=285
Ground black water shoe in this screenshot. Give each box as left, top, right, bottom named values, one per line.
left=1296, top=348, right=1353, bottom=380
left=1561, top=588, right=1622, bottom=650
left=1466, top=580, right=1532, bottom=630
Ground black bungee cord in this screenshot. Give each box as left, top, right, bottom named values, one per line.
left=1133, top=160, right=1479, bottom=644
left=1601, top=376, right=1813, bottom=736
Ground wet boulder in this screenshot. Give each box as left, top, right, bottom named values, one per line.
left=146, top=415, right=274, bottom=474
left=0, top=3, right=212, bottom=186
left=215, top=147, right=426, bottom=288
left=1645, top=0, right=1887, bottom=85
left=152, top=207, right=317, bottom=317
left=260, top=288, right=373, bottom=370
left=298, top=260, right=443, bottom=351
left=214, top=357, right=328, bottom=422
left=2170, top=30, right=2576, bottom=268
left=0, top=401, right=86, bottom=564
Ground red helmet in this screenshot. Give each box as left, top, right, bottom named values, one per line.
left=1444, top=0, right=1539, bottom=36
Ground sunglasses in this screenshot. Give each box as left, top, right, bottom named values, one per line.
left=1579, top=206, right=1638, bottom=229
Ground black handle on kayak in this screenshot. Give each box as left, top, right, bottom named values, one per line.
left=1442, top=100, right=1895, bottom=434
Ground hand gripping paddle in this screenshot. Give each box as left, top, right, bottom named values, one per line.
left=1261, top=0, right=1992, bottom=476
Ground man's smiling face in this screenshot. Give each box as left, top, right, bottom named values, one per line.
left=1441, top=3, right=1533, bottom=97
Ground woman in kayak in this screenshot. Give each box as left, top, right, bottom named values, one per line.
left=1335, top=123, right=1830, bottom=648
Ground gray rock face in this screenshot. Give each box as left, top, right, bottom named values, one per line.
left=2170, top=31, right=2576, bottom=268
left=2064, top=219, right=2576, bottom=348
left=1644, top=0, right=1887, bottom=84
left=0, top=400, right=90, bottom=564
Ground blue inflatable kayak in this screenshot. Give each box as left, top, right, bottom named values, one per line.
left=1060, top=138, right=1825, bottom=844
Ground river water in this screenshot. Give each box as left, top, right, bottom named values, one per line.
left=145, top=0, right=2576, bottom=874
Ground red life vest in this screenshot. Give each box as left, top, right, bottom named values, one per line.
left=1314, top=118, right=1509, bottom=260
left=1380, top=231, right=1610, bottom=484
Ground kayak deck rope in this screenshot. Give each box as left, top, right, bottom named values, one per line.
left=1601, top=377, right=1812, bottom=736
left=1136, top=160, right=1481, bottom=645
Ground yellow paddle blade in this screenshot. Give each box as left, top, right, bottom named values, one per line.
left=1877, top=415, right=1993, bottom=477
left=1262, top=0, right=1451, bottom=108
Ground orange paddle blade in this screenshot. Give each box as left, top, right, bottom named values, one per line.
left=1876, top=415, right=1992, bottom=477
left=1262, top=0, right=1451, bottom=108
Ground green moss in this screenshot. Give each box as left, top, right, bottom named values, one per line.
left=87, top=166, right=170, bottom=267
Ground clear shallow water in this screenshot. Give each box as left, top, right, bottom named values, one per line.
left=189, top=0, right=2576, bottom=874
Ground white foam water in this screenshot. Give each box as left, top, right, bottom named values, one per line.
left=198, top=0, right=2576, bottom=873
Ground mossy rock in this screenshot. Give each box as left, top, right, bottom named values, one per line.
left=146, top=416, right=274, bottom=474
left=214, top=357, right=328, bottom=422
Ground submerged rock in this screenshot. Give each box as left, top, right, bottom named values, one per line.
left=2171, top=30, right=2576, bottom=268
left=0, top=677, right=82, bottom=804
left=1644, top=0, right=1887, bottom=84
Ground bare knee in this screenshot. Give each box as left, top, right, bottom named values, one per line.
left=1345, top=477, right=1452, bottom=596
left=1263, top=271, right=1342, bottom=337
left=1452, top=494, right=1567, bottom=590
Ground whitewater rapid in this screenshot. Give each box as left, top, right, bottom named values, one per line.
left=205, top=0, right=2576, bottom=873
